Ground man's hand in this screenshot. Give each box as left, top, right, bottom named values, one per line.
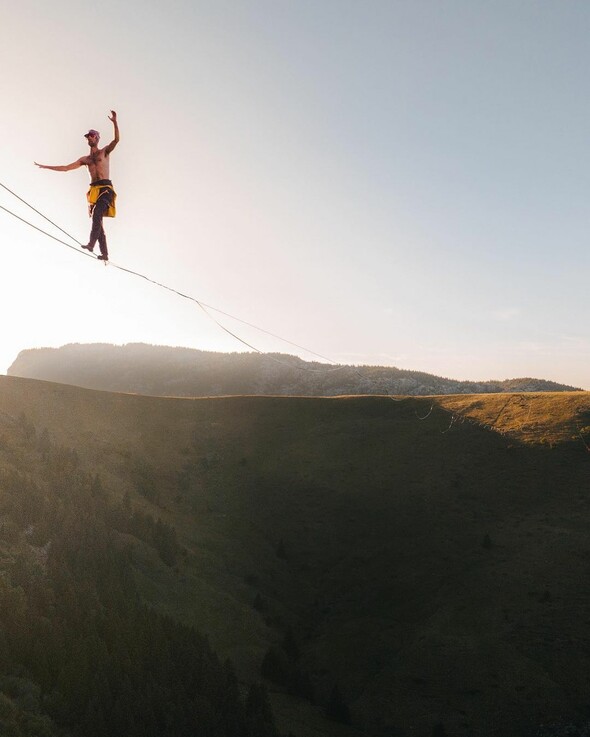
left=105, top=110, right=120, bottom=154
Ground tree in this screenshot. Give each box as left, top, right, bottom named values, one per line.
left=326, top=684, right=351, bottom=725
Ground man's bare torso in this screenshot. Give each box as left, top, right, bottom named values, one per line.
left=82, top=147, right=111, bottom=182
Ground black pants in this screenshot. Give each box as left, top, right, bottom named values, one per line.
left=88, top=181, right=114, bottom=258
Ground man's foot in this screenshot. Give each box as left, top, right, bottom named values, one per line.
left=82, top=244, right=94, bottom=252
left=97, top=254, right=109, bottom=261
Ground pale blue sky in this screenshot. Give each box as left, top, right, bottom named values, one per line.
left=1, top=1, right=590, bottom=387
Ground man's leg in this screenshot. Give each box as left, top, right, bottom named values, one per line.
left=97, top=224, right=108, bottom=260
left=84, top=190, right=112, bottom=259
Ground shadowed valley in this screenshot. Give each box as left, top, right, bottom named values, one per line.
left=0, top=375, right=589, bottom=736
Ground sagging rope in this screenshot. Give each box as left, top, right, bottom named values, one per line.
left=0, top=181, right=415, bottom=399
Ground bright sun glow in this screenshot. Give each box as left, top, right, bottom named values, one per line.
left=1, top=1, right=590, bottom=388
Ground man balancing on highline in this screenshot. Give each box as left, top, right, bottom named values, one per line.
left=35, top=110, right=119, bottom=262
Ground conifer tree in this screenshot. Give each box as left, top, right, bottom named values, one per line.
left=326, top=684, right=351, bottom=725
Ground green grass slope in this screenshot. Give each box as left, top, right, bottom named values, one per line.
left=1, top=376, right=590, bottom=737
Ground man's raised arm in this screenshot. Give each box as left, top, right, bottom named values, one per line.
left=104, top=110, right=119, bottom=155
left=34, top=158, right=85, bottom=172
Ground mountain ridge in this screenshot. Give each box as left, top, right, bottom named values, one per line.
left=7, top=342, right=582, bottom=397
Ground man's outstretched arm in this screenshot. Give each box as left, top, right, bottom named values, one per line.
left=104, top=110, right=119, bottom=155
left=34, top=158, right=85, bottom=172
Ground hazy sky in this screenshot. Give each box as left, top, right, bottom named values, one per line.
left=2, top=1, right=590, bottom=388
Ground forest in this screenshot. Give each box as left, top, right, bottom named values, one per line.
left=0, top=414, right=280, bottom=737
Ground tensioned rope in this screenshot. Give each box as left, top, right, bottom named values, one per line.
left=0, top=182, right=350, bottom=376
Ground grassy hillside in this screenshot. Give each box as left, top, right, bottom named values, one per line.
left=1, top=376, right=590, bottom=736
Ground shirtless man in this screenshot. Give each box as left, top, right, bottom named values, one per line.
left=35, top=110, right=119, bottom=261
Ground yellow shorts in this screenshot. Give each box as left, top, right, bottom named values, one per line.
left=87, top=184, right=117, bottom=218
